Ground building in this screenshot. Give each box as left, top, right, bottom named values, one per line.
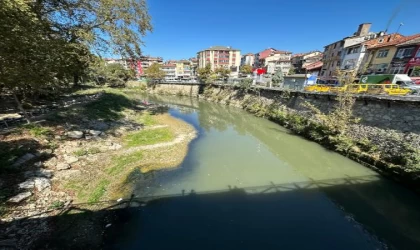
left=360, top=33, right=406, bottom=74
left=189, top=57, right=198, bottom=77
left=161, top=64, right=176, bottom=81
left=241, top=53, right=255, bottom=66
left=291, top=51, right=322, bottom=74
left=304, top=61, right=323, bottom=76
left=320, top=23, right=377, bottom=82
left=197, top=46, right=241, bottom=77
left=265, top=51, right=292, bottom=75
left=390, top=37, right=420, bottom=75
left=253, top=48, right=277, bottom=68
left=175, top=60, right=193, bottom=80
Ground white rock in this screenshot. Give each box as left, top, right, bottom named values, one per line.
left=8, top=192, right=32, bottom=203
left=64, top=155, right=78, bottom=164
left=109, top=143, right=122, bottom=150
left=56, top=163, right=71, bottom=171
left=11, top=153, right=36, bottom=167
left=18, top=179, right=35, bottom=189
left=89, top=130, right=102, bottom=137
left=33, top=177, right=51, bottom=191
left=33, top=161, right=43, bottom=167
left=67, top=131, right=84, bottom=139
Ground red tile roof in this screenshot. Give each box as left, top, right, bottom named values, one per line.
left=397, top=36, right=420, bottom=46
left=365, top=33, right=420, bottom=49
left=304, top=61, right=323, bottom=70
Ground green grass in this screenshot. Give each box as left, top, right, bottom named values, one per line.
left=23, top=124, right=52, bottom=137
left=136, top=112, right=157, bottom=126
left=88, top=179, right=110, bottom=203
left=49, top=200, right=65, bottom=209
left=107, top=151, right=143, bottom=175
left=74, top=147, right=101, bottom=157
left=123, top=128, right=174, bottom=147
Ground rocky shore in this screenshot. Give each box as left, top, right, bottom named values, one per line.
left=0, top=88, right=197, bottom=249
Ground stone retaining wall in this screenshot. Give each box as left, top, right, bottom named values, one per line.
left=207, top=85, right=420, bottom=134
left=148, top=83, right=200, bottom=96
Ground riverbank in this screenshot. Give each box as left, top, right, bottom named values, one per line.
left=200, top=85, right=420, bottom=192
left=0, top=88, right=196, bottom=249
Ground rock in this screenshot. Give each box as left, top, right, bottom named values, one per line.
left=33, top=177, right=51, bottom=191
left=63, top=155, right=78, bottom=164
left=56, top=163, right=71, bottom=171
left=11, top=153, right=36, bottom=167
left=33, top=161, right=43, bottom=167
left=44, top=157, right=58, bottom=167
left=90, top=121, right=109, bottom=131
left=25, top=169, right=53, bottom=178
left=8, top=192, right=32, bottom=203
left=43, top=149, right=53, bottom=155
left=53, top=170, right=81, bottom=180
left=67, top=131, right=84, bottom=139
left=88, top=130, right=102, bottom=137
left=55, top=135, right=62, bottom=140
left=109, top=143, right=122, bottom=150
left=18, top=179, right=35, bottom=189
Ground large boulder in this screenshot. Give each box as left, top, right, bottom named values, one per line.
left=8, top=192, right=32, bottom=203
left=67, top=131, right=84, bottom=139
left=56, top=163, right=71, bottom=171
left=33, top=177, right=51, bottom=191
left=18, top=179, right=35, bottom=189
left=11, top=153, right=36, bottom=167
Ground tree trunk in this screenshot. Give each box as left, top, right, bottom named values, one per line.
left=73, top=73, right=79, bottom=87
left=13, top=92, right=31, bottom=124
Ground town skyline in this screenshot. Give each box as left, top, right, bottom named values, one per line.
left=139, top=0, right=420, bottom=60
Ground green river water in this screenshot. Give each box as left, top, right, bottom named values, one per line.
left=108, top=95, right=420, bottom=250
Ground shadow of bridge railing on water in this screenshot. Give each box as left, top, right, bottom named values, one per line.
left=3, top=174, right=420, bottom=250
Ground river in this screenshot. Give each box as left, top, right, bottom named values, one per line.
left=107, top=95, right=420, bottom=250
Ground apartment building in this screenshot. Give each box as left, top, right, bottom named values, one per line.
left=390, top=37, right=420, bottom=75
left=291, top=51, right=322, bottom=73
left=175, top=60, right=193, bottom=79
left=161, top=64, right=176, bottom=81
left=197, top=46, right=241, bottom=77
left=320, top=23, right=376, bottom=81
left=360, top=34, right=420, bottom=75
left=253, top=48, right=277, bottom=68
left=265, top=51, right=292, bottom=75
left=241, top=53, right=255, bottom=66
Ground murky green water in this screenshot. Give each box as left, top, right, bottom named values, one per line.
left=109, top=95, right=420, bottom=250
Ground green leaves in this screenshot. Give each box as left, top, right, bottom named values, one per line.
left=144, top=63, right=165, bottom=83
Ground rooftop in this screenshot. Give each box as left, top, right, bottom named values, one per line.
left=304, top=61, right=323, bottom=70
left=365, top=33, right=420, bottom=49
left=396, top=36, right=420, bottom=47
left=200, top=45, right=240, bottom=51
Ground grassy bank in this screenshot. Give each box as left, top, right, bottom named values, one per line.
left=202, top=85, right=420, bottom=191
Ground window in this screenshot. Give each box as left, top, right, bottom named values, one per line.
left=416, top=48, right=420, bottom=58
left=396, top=47, right=414, bottom=58
left=389, top=67, right=404, bottom=74
left=333, top=43, right=337, bottom=49
left=377, top=49, right=389, bottom=58
left=378, top=38, right=384, bottom=43
left=347, top=47, right=360, bottom=54
left=336, top=61, right=340, bottom=67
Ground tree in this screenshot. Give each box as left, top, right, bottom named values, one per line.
left=240, top=65, right=253, bottom=75
left=197, top=64, right=213, bottom=84
left=412, top=66, right=420, bottom=77
left=32, top=0, right=152, bottom=59
left=272, top=69, right=284, bottom=87
left=215, top=67, right=231, bottom=82
left=89, top=58, right=135, bottom=87
left=288, top=67, right=296, bottom=75
left=144, top=63, right=165, bottom=84
left=0, top=0, right=152, bottom=123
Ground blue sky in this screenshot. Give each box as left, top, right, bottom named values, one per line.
left=141, top=0, right=420, bottom=60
